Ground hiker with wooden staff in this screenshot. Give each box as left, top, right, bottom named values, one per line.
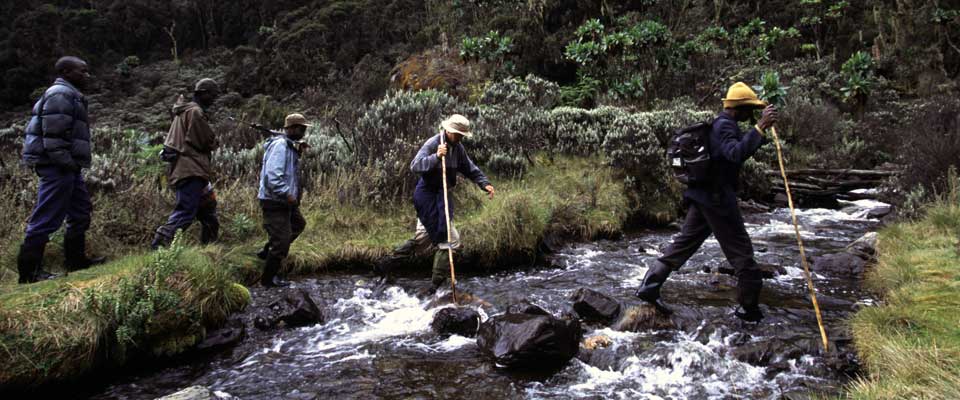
left=635, top=82, right=776, bottom=322
left=375, top=114, right=495, bottom=298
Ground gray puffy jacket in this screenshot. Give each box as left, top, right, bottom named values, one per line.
left=22, top=78, right=92, bottom=169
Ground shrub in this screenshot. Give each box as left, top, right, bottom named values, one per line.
left=353, top=90, right=459, bottom=200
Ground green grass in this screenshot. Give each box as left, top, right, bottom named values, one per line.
left=0, top=155, right=639, bottom=390
left=847, top=201, right=960, bottom=399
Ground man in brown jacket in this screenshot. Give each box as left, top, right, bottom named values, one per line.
left=151, top=78, right=221, bottom=248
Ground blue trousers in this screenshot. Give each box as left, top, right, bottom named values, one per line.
left=24, top=165, right=92, bottom=247
left=156, top=177, right=219, bottom=242
left=413, top=179, right=454, bottom=245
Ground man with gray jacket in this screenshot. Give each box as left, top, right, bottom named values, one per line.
left=256, top=113, right=311, bottom=287
left=18, top=56, right=105, bottom=284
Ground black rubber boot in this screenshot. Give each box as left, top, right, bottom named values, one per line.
left=17, top=243, right=41, bottom=284
left=261, top=256, right=290, bottom=288
left=63, top=234, right=106, bottom=271
left=634, top=260, right=674, bottom=315
left=256, top=243, right=270, bottom=260
left=150, top=232, right=171, bottom=250
left=200, top=224, right=219, bottom=245
left=18, top=242, right=57, bottom=283
left=735, top=270, right=764, bottom=322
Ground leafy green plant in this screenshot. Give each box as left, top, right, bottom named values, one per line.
left=227, top=213, right=257, bottom=238
left=460, top=31, right=514, bottom=64
left=840, top=51, right=876, bottom=104
left=754, top=71, right=790, bottom=107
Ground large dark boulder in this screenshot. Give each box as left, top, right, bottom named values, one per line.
left=266, top=289, right=324, bottom=328
left=570, top=288, right=621, bottom=324
left=477, top=312, right=582, bottom=368
left=810, top=252, right=867, bottom=278
left=196, top=318, right=245, bottom=352
left=431, top=307, right=481, bottom=337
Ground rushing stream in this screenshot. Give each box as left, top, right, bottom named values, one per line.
left=91, top=200, right=886, bottom=400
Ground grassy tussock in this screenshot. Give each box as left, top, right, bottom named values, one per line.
left=848, top=201, right=960, bottom=399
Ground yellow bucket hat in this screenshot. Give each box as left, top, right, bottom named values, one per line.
left=722, top=82, right=768, bottom=109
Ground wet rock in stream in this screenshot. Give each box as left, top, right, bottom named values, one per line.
left=613, top=305, right=675, bottom=331
left=195, top=318, right=246, bottom=353
left=257, top=289, right=324, bottom=329
left=477, top=306, right=582, bottom=368
left=431, top=307, right=481, bottom=337
left=810, top=252, right=867, bottom=278
left=570, top=287, right=621, bottom=324
left=506, top=300, right=550, bottom=316
left=155, top=386, right=217, bottom=400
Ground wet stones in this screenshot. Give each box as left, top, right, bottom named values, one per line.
left=613, top=305, right=675, bottom=331
left=431, top=307, right=481, bottom=337
left=477, top=306, right=582, bottom=368
left=582, top=335, right=613, bottom=350
left=810, top=252, right=867, bottom=278
left=847, top=231, right=878, bottom=261
left=257, top=289, right=324, bottom=329
left=196, top=318, right=245, bottom=353
left=506, top=300, right=549, bottom=316
left=570, top=287, right=621, bottom=324
left=156, top=386, right=217, bottom=400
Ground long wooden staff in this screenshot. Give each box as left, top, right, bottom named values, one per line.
left=770, top=126, right=829, bottom=351
left=439, top=131, right=458, bottom=305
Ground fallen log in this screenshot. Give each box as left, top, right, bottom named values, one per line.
left=764, top=169, right=899, bottom=178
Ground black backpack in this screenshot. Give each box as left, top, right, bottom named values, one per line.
left=667, top=120, right=714, bottom=185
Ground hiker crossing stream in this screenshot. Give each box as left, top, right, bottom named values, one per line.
left=93, top=200, right=887, bottom=399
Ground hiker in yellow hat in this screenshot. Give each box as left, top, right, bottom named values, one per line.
left=634, top=82, right=778, bottom=322
left=375, top=114, right=496, bottom=296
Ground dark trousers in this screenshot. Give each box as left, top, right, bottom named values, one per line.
left=24, top=165, right=92, bottom=247
left=260, top=200, right=307, bottom=259
left=658, top=200, right=759, bottom=278
left=413, top=179, right=454, bottom=245
left=156, top=177, right=219, bottom=243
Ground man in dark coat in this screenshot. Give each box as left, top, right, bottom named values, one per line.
left=18, top=56, right=105, bottom=284
left=635, top=82, right=778, bottom=322
left=375, top=114, right=495, bottom=296
left=151, top=78, right=221, bottom=248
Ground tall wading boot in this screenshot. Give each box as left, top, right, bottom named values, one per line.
left=735, top=270, right=764, bottom=322
left=634, top=260, right=674, bottom=315
left=417, top=250, right=448, bottom=298
left=151, top=231, right=171, bottom=250
left=63, top=234, right=106, bottom=271
left=17, top=242, right=57, bottom=283
left=261, top=255, right=290, bottom=288
left=256, top=242, right=270, bottom=260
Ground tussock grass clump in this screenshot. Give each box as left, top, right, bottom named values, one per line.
left=0, top=236, right=249, bottom=389
left=848, top=199, right=960, bottom=399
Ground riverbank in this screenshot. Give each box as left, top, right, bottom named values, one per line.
left=0, top=156, right=635, bottom=391
left=849, top=198, right=960, bottom=398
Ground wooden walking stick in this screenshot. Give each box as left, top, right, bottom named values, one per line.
left=439, top=131, right=458, bottom=305
left=770, top=126, right=829, bottom=352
